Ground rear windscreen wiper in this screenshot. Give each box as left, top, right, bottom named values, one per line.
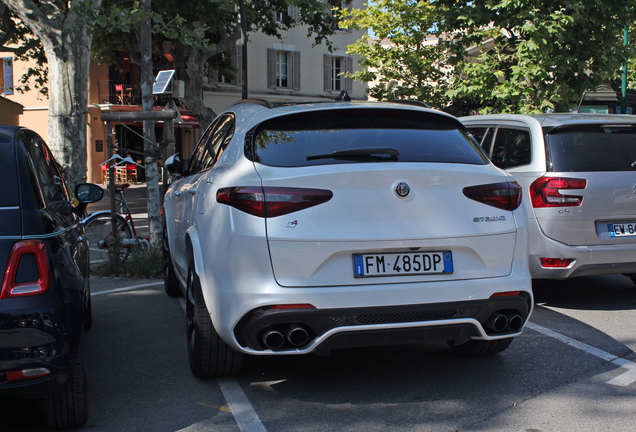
left=307, top=147, right=399, bottom=161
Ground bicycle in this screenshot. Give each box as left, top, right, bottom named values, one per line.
left=82, top=183, right=150, bottom=263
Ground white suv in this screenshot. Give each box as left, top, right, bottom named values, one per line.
left=163, top=100, right=532, bottom=377
left=461, top=113, right=636, bottom=283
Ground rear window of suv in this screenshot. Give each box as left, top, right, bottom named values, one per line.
left=248, top=109, right=489, bottom=167
left=546, top=124, right=636, bottom=172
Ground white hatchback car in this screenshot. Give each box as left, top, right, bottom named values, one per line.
left=460, top=113, right=636, bottom=283
left=163, top=100, right=532, bottom=377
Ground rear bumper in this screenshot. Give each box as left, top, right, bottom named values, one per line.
left=529, top=222, right=636, bottom=279
left=0, top=297, right=80, bottom=398
left=234, top=293, right=532, bottom=354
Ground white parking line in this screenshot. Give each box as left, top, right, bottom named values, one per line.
left=217, top=378, right=268, bottom=432
left=176, top=297, right=268, bottom=432
left=526, top=322, right=636, bottom=386
left=91, top=281, right=164, bottom=296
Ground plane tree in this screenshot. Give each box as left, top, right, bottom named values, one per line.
left=0, top=0, right=102, bottom=186
left=339, top=0, right=450, bottom=108
left=436, top=0, right=636, bottom=113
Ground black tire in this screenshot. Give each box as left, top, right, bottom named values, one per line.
left=163, top=224, right=181, bottom=297
left=83, top=213, right=134, bottom=263
left=186, top=261, right=243, bottom=377
left=43, top=332, right=88, bottom=429
left=448, top=337, right=513, bottom=356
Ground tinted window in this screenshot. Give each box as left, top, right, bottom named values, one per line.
left=546, top=124, right=636, bottom=172
left=188, top=115, right=234, bottom=173
left=491, top=128, right=531, bottom=169
left=20, top=130, right=69, bottom=206
left=0, top=132, right=18, bottom=206
left=249, top=109, right=488, bottom=167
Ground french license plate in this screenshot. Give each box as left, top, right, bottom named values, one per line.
left=608, top=223, right=636, bottom=237
left=353, top=251, right=453, bottom=277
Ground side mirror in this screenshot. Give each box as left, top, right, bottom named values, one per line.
left=75, top=183, right=104, bottom=203
left=74, top=183, right=104, bottom=217
left=165, top=153, right=185, bottom=178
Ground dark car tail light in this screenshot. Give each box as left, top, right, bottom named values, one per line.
left=216, top=186, right=333, bottom=217
left=0, top=240, right=51, bottom=299
left=463, top=182, right=523, bottom=211
left=530, top=176, right=586, bottom=208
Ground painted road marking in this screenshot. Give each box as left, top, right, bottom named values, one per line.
left=218, top=377, right=268, bottom=432
left=527, top=322, right=636, bottom=387
left=177, top=295, right=268, bottom=431
left=91, top=281, right=164, bottom=296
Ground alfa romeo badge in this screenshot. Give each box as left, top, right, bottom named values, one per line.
left=395, top=182, right=410, bottom=198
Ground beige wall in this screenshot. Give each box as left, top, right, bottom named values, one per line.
left=0, top=97, right=23, bottom=125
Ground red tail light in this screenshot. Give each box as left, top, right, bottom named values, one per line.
left=463, top=182, right=522, bottom=211
left=540, top=258, right=574, bottom=268
left=217, top=186, right=333, bottom=217
left=6, top=368, right=52, bottom=381
left=1, top=240, right=50, bottom=299
left=270, top=304, right=316, bottom=310
left=490, top=291, right=521, bottom=298
left=530, top=176, right=586, bottom=208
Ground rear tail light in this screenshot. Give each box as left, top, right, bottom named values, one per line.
left=216, top=186, right=333, bottom=217
left=463, top=182, right=522, bottom=211
left=270, top=304, right=316, bottom=310
left=540, top=258, right=574, bottom=268
left=530, top=176, right=586, bottom=208
left=6, top=368, right=52, bottom=381
left=0, top=240, right=50, bottom=299
left=490, top=291, right=521, bottom=298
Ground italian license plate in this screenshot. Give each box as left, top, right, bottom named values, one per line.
left=353, top=251, right=453, bottom=277
left=608, top=223, right=636, bottom=237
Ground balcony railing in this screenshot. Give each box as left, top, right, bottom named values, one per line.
left=98, top=81, right=173, bottom=106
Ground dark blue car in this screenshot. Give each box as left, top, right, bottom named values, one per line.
left=0, top=125, right=102, bottom=429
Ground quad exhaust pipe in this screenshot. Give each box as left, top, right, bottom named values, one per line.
left=262, top=329, right=285, bottom=350
left=484, top=312, right=524, bottom=334
left=261, top=324, right=311, bottom=350
left=286, top=325, right=310, bottom=347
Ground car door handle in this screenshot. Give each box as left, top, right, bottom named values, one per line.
left=187, top=187, right=197, bottom=195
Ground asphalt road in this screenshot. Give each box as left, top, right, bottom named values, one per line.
left=2, top=273, right=636, bottom=432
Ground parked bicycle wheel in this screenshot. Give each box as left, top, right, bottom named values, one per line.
left=83, top=212, right=134, bottom=263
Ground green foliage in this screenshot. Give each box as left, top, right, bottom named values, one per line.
left=87, top=0, right=340, bottom=128
left=0, top=7, right=48, bottom=97
left=92, top=234, right=162, bottom=279
left=436, top=0, right=636, bottom=114
left=340, top=0, right=449, bottom=107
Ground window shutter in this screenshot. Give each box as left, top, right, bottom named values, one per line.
left=267, top=49, right=276, bottom=88
left=235, top=45, right=243, bottom=85
left=323, top=55, right=332, bottom=92
left=345, top=1, right=353, bottom=32
left=291, top=6, right=300, bottom=23
left=3, top=58, right=13, bottom=95
left=345, top=56, right=353, bottom=91
left=292, top=51, right=301, bottom=90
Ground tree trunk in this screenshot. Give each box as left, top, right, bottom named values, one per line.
left=180, top=46, right=216, bottom=131
left=3, top=0, right=101, bottom=188
left=141, top=0, right=161, bottom=250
